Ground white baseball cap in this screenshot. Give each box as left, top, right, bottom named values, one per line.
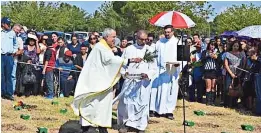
left=28, top=33, right=38, bottom=41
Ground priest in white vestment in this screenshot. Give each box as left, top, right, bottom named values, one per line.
left=117, top=30, right=157, bottom=133
left=71, top=28, right=142, bottom=133
left=149, top=25, right=182, bottom=120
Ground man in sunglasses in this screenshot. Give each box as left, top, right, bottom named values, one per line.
left=146, top=33, right=156, bottom=52
left=118, top=30, right=157, bottom=133
left=93, top=31, right=100, bottom=41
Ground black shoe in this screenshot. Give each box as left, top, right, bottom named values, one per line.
left=82, top=126, right=98, bottom=133
left=165, top=113, right=174, bottom=120
left=149, top=111, right=155, bottom=117
left=1, top=95, right=6, bottom=99
left=81, top=126, right=89, bottom=132
left=211, top=92, right=216, bottom=106
left=5, top=95, right=14, bottom=101
left=206, top=92, right=211, bottom=106
left=154, top=112, right=161, bottom=118
left=119, top=126, right=128, bottom=133
left=98, top=127, right=108, bottom=133
left=137, top=130, right=145, bottom=133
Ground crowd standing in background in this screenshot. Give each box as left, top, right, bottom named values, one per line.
left=1, top=17, right=261, bottom=133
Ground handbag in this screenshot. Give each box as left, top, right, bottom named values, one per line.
left=228, top=78, right=243, bottom=97
left=22, top=65, right=37, bottom=84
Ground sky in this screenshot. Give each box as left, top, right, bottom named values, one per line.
left=66, top=1, right=261, bottom=21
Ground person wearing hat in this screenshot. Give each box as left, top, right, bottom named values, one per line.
left=1, top=17, right=18, bottom=100
left=56, top=50, right=76, bottom=97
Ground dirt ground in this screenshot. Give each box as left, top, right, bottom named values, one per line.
left=1, top=96, right=261, bottom=133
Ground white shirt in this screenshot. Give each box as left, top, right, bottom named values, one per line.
left=14, top=36, right=23, bottom=62
left=39, top=43, right=47, bottom=64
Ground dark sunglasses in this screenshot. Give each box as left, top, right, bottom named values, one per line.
left=147, top=39, right=153, bottom=42
left=90, top=37, right=97, bottom=40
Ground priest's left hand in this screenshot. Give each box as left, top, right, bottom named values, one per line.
left=174, top=64, right=180, bottom=67
left=141, top=73, right=148, bottom=79
left=112, top=47, right=118, bottom=53
left=67, top=75, right=73, bottom=80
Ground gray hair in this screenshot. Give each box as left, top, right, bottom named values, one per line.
left=13, top=23, right=22, bottom=29
left=136, top=30, right=147, bottom=38
left=205, top=38, right=210, bottom=41
left=102, top=28, right=116, bottom=38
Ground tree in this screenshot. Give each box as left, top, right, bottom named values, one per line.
left=1, top=1, right=89, bottom=32
left=88, top=1, right=215, bottom=37
left=213, top=3, right=261, bottom=34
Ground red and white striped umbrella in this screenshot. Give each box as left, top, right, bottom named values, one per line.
left=149, top=11, right=196, bottom=29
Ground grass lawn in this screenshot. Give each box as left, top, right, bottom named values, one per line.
left=1, top=96, right=261, bottom=133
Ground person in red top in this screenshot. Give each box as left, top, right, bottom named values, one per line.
left=42, top=38, right=56, bottom=99
left=51, top=32, right=59, bottom=49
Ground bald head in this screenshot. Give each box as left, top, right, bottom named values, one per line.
left=136, top=30, right=148, bottom=46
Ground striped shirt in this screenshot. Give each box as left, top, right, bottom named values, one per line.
left=204, top=58, right=216, bottom=70
left=204, top=51, right=217, bottom=70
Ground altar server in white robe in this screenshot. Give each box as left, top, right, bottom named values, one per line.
left=149, top=25, right=182, bottom=120
left=117, top=30, right=157, bottom=133
left=71, top=28, right=142, bottom=133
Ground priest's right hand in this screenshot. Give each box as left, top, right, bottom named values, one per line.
left=141, top=73, right=149, bottom=80
left=131, top=58, right=142, bottom=63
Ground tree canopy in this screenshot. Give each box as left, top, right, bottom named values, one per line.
left=1, top=1, right=89, bottom=31
left=212, top=4, right=261, bottom=34
left=2, top=1, right=261, bottom=37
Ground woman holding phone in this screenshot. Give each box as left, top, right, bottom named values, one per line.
left=201, top=41, right=219, bottom=106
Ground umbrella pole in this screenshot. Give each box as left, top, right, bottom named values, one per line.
left=177, top=30, right=186, bottom=133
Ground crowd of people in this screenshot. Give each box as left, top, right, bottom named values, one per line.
left=186, top=34, right=261, bottom=112
left=2, top=17, right=261, bottom=133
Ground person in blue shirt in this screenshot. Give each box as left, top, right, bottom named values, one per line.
left=67, top=34, right=81, bottom=58
left=1, top=17, right=18, bottom=101
left=56, top=50, right=76, bottom=97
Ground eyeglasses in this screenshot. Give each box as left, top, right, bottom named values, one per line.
left=147, top=39, right=153, bottom=42
left=138, top=38, right=147, bottom=41
left=90, top=38, right=97, bottom=40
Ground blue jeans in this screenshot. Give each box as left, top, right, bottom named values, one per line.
left=12, top=61, right=17, bottom=92
left=189, top=67, right=204, bottom=102
left=188, top=79, right=204, bottom=102
left=225, top=74, right=232, bottom=93
left=1, top=55, right=14, bottom=97
left=60, top=76, right=75, bottom=97
left=255, top=73, right=261, bottom=115
left=45, top=70, right=54, bottom=97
